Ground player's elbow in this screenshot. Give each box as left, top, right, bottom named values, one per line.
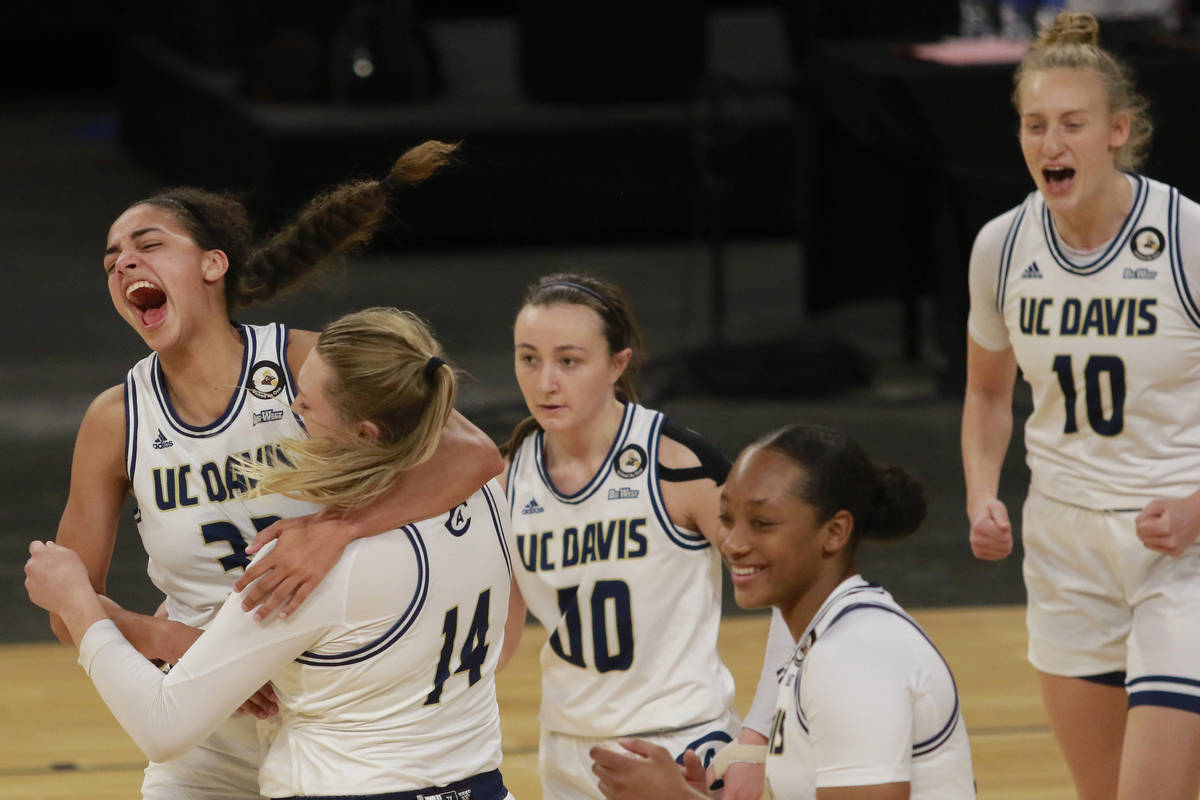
left=138, top=728, right=204, bottom=763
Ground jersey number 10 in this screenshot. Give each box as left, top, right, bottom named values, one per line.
left=550, top=580, right=634, bottom=672
left=1051, top=354, right=1126, bottom=436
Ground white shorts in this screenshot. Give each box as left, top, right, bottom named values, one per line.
left=539, top=708, right=740, bottom=800
left=1022, top=489, right=1200, bottom=712
left=141, top=712, right=263, bottom=800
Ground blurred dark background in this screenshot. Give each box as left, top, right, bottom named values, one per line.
left=4, top=0, right=1200, bottom=640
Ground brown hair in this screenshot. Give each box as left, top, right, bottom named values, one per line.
left=132, top=140, right=458, bottom=312
left=246, top=307, right=457, bottom=511
left=501, top=272, right=645, bottom=457
left=1013, top=11, right=1152, bottom=172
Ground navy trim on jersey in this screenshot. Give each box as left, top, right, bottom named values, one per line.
left=295, top=526, right=429, bottom=666
left=124, top=372, right=139, bottom=482
left=482, top=483, right=512, bottom=578
left=997, top=202, right=1027, bottom=313
left=1042, top=174, right=1147, bottom=276
left=150, top=324, right=255, bottom=438
left=533, top=402, right=635, bottom=504
left=824, top=602, right=961, bottom=757
left=505, top=448, right=522, bottom=518
left=1169, top=188, right=1200, bottom=330
left=647, top=413, right=709, bottom=550
left=276, top=323, right=298, bottom=405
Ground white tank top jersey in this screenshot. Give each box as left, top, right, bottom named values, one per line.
left=78, top=481, right=513, bottom=798
left=764, top=577, right=975, bottom=799
left=968, top=175, right=1200, bottom=510
left=505, top=402, right=735, bottom=737
left=123, top=322, right=324, bottom=628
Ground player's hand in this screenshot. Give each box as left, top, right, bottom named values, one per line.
left=719, top=761, right=765, bottom=800
left=24, top=541, right=92, bottom=614
left=234, top=512, right=353, bottom=620
left=236, top=682, right=279, bottom=720
left=969, top=499, right=1013, bottom=560
left=590, top=738, right=707, bottom=800
left=1136, top=495, right=1200, bottom=556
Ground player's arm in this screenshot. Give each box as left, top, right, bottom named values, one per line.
left=961, top=337, right=1018, bottom=560
left=51, top=386, right=194, bottom=660
left=28, top=539, right=326, bottom=763
left=499, top=576, right=527, bottom=670
left=1135, top=197, right=1200, bottom=556
left=656, top=420, right=731, bottom=545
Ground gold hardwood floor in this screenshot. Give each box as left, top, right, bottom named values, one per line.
left=0, top=606, right=1072, bottom=799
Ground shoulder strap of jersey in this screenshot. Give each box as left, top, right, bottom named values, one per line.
left=658, top=418, right=731, bottom=485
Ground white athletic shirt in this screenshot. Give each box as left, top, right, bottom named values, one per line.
left=764, top=577, right=975, bottom=799
left=78, top=481, right=512, bottom=798
left=505, top=402, right=736, bottom=737
left=968, top=175, right=1200, bottom=509
left=124, top=322, right=323, bottom=628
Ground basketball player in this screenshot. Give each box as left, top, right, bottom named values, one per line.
left=963, top=11, right=1200, bottom=799
left=28, top=307, right=514, bottom=800
left=50, top=143, right=503, bottom=799
left=498, top=273, right=790, bottom=799
left=590, top=423, right=976, bottom=799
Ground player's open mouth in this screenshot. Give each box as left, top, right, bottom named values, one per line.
left=126, top=280, right=168, bottom=327
left=1043, top=166, right=1075, bottom=192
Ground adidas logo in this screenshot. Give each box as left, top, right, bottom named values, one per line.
left=151, top=429, right=174, bottom=450
left=1021, top=262, right=1043, bottom=279
left=522, top=498, right=545, bottom=515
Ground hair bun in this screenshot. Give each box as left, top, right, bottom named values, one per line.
left=1039, top=10, right=1100, bottom=48
left=862, top=463, right=927, bottom=541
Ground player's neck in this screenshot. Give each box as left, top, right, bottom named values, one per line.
left=543, top=398, right=625, bottom=474
left=781, top=568, right=856, bottom=642
left=156, top=321, right=246, bottom=425
left=1052, top=170, right=1133, bottom=252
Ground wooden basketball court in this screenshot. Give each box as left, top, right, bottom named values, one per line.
left=0, top=606, right=1072, bottom=799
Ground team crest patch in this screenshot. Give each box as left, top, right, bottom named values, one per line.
left=1131, top=226, right=1164, bottom=261
left=614, top=444, right=647, bottom=479
left=248, top=361, right=285, bottom=399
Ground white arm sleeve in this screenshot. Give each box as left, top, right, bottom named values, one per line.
left=743, top=609, right=794, bottom=736
left=966, top=208, right=1021, bottom=352
left=800, top=617, right=916, bottom=788
left=77, top=553, right=342, bottom=763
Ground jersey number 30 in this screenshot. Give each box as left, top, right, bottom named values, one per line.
left=1052, top=354, right=1125, bottom=436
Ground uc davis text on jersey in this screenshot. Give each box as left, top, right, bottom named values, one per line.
left=517, top=518, right=649, bottom=572
left=1019, top=297, right=1157, bottom=336
left=151, top=444, right=292, bottom=511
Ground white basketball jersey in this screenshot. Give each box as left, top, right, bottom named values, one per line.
left=124, top=322, right=323, bottom=628
left=765, top=578, right=974, bottom=799
left=994, top=176, right=1200, bottom=509
left=505, top=402, right=735, bottom=737
left=258, top=481, right=512, bottom=796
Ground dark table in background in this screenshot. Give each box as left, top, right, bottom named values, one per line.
left=803, top=35, right=1200, bottom=392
